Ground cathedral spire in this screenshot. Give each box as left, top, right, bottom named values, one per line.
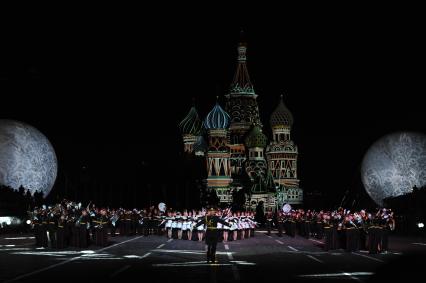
left=229, top=31, right=255, bottom=96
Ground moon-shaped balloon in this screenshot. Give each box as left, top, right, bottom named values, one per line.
left=361, top=132, right=426, bottom=206
left=0, top=120, right=57, bottom=197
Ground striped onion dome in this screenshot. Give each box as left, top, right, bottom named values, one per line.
left=245, top=126, right=267, bottom=148
left=179, top=106, right=203, bottom=135
left=270, top=95, right=294, bottom=127
left=204, top=102, right=230, bottom=129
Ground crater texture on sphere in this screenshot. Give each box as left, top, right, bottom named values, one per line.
left=361, top=132, right=426, bottom=206
left=0, top=120, right=57, bottom=197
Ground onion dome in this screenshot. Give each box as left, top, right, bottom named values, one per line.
left=245, top=126, right=267, bottom=148
left=204, top=102, right=230, bottom=129
left=270, top=95, right=294, bottom=127
left=193, top=136, right=207, bottom=155
left=179, top=106, right=203, bottom=135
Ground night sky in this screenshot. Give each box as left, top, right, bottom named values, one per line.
left=1, top=9, right=424, bottom=208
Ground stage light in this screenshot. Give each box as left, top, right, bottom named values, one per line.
left=0, top=217, right=12, bottom=225
left=26, top=220, right=31, bottom=225
left=0, top=120, right=58, bottom=198
left=417, top=222, right=424, bottom=228
left=361, top=132, right=426, bottom=205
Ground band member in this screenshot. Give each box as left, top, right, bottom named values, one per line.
left=32, top=209, right=42, bottom=247
left=40, top=210, right=49, bottom=247
left=191, top=211, right=199, bottom=241
left=266, top=211, right=273, bottom=236
left=194, top=207, right=231, bottom=263
left=248, top=212, right=256, bottom=237
left=287, top=213, right=296, bottom=238
left=344, top=215, right=359, bottom=252
left=56, top=214, right=67, bottom=249
left=171, top=212, right=178, bottom=239
left=110, top=209, right=119, bottom=237
left=142, top=212, right=151, bottom=237
left=230, top=213, right=238, bottom=241
left=380, top=210, right=394, bottom=253
left=180, top=213, right=187, bottom=240
left=94, top=209, right=109, bottom=247
left=368, top=215, right=380, bottom=254
left=222, top=212, right=230, bottom=242
left=78, top=210, right=91, bottom=248
left=277, top=212, right=284, bottom=237
left=124, top=210, right=132, bottom=236
left=323, top=214, right=333, bottom=251
left=187, top=211, right=194, bottom=241
left=196, top=211, right=205, bottom=242
left=315, top=213, right=324, bottom=239
left=303, top=211, right=312, bottom=239
left=177, top=213, right=183, bottom=240
left=164, top=212, right=173, bottom=239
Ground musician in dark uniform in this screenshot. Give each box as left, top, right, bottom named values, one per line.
left=94, top=209, right=109, bottom=247
left=47, top=210, right=58, bottom=248
left=323, top=215, right=333, bottom=251
left=118, top=210, right=126, bottom=236
left=40, top=211, right=49, bottom=247
left=78, top=210, right=91, bottom=248
left=129, top=210, right=137, bottom=236
left=277, top=212, right=284, bottom=237
left=32, top=209, right=42, bottom=247
left=368, top=216, right=380, bottom=254
left=265, top=211, right=273, bottom=236
left=136, top=210, right=144, bottom=235
left=344, top=215, right=359, bottom=252
left=286, top=213, right=296, bottom=238
left=303, top=211, right=312, bottom=239
left=194, top=207, right=231, bottom=263
left=380, top=210, right=394, bottom=253
left=56, top=214, right=67, bottom=249
left=324, top=216, right=340, bottom=250
left=358, top=211, right=368, bottom=250
left=124, top=210, right=132, bottom=236
left=110, top=210, right=118, bottom=237
left=315, top=213, right=324, bottom=239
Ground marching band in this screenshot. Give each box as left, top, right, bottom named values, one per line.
left=28, top=199, right=395, bottom=255
left=28, top=199, right=258, bottom=249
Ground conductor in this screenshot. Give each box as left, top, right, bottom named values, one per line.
left=195, top=207, right=231, bottom=263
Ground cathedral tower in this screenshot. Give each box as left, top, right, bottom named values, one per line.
left=226, top=32, right=262, bottom=179
left=204, top=102, right=233, bottom=203
left=266, top=95, right=302, bottom=205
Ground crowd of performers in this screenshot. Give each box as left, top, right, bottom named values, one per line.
left=28, top=199, right=258, bottom=249
left=266, top=207, right=395, bottom=254
left=28, top=199, right=396, bottom=255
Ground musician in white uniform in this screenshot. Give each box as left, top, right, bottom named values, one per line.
left=230, top=213, right=238, bottom=241
left=176, top=213, right=183, bottom=240
left=164, top=212, right=173, bottom=239
left=222, top=213, right=231, bottom=242
left=187, top=211, right=194, bottom=241
left=171, top=212, right=178, bottom=239
left=182, top=211, right=189, bottom=240
left=196, top=211, right=205, bottom=242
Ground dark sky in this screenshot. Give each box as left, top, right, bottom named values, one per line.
left=1, top=8, right=425, bottom=206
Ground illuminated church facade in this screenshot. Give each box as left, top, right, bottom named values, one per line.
left=179, top=37, right=302, bottom=211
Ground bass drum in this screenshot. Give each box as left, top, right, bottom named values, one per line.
left=158, top=202, right=166, bottom=212
left=282, top=203, right=291, bottom=213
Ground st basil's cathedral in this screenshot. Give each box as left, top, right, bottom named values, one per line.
left=178, top=35, right=303, bottom=211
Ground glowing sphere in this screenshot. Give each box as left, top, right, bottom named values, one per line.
left=361, top=132, right=426, bottom=205
left=0, top=120, right=57, bottom=197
